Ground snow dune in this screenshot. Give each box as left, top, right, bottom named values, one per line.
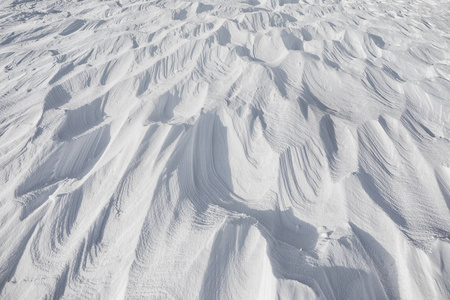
left=1, top=0, right=450, bottom=299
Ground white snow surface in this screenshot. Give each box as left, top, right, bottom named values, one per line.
left=1, top=0, right=450, bottom=299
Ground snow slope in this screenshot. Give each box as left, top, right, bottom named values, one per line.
left=1, top=0, right=450, bottom=299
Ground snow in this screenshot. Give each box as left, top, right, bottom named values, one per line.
left=1, top=0, right=450, bottom=299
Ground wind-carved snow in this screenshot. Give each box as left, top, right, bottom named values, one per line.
left=0, top=0, right=450, bottom=299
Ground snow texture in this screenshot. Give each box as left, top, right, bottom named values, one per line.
left=1, top=0, right=450, bottom=299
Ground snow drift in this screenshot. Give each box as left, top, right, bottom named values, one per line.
left=1, top=0, right=450, bottom=299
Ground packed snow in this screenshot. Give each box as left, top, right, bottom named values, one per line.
left=1, top=0, right=450, bottom=299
